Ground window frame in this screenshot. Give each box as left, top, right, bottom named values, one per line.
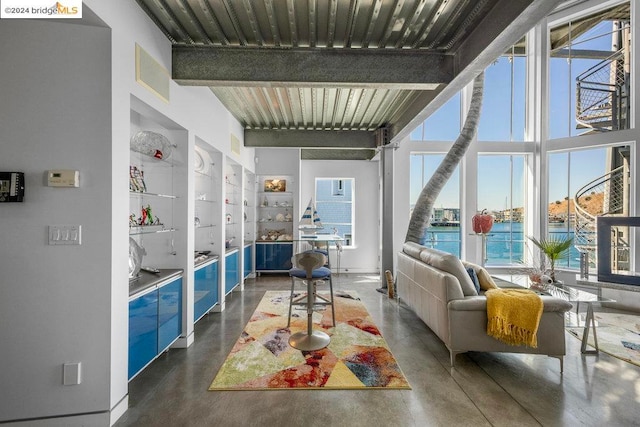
left=314, top=177, right=355, bottom=247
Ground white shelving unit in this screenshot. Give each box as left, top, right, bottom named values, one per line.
left=255, top=175, right=294, bottom=273
left=129, top=114, right=182, bottom=268
left=194, top=143, right=220, bottom=252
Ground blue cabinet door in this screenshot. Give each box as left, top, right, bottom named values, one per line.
left=256, top=243, right=293, bottom=271
left=158, top=277, right=182, bottom=352
left=225, top=251, right=239, bottom=294
left=194, top=261, right=218, bottom=322
left=243, top=245, right=252, bottom=278
left=129, top=290, right=158, bottom=380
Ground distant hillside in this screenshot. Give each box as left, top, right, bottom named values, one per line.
left=548, top=192, right=604, bottom=216
left=495, top=192, right=604, bottom=218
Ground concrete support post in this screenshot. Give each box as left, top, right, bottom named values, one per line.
left=379, top=145, right=395, bottom=290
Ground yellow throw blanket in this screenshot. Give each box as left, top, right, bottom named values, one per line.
left=486, top=289, right=543, bottom=348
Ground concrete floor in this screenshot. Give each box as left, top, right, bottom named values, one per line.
left=115, top=273, right=640, bottom=426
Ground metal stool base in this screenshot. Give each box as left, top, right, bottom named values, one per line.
left=289, top=330, right=331, bottom=351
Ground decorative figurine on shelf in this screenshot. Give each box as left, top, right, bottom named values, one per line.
left=262, top=196, right=268, bottom=207
left=139, top=206, right=148, bottom=225
left=226, top=213, right=232, bottom=224
left=144, top=204, right=154, bottom=225
left=129, top=166, right=147, bottom=192
left=285, top=210, right=292, bottom=221
left=129, top=214, right=137, bottom=227
left=137, top=204, right=161, bottom=226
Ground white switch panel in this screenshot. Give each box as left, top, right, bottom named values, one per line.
left=48, top=225, right=82, bottom=245
left=63, top=362, right=82, bottom=385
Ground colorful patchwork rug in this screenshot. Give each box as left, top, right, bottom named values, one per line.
left=209, top=290, right=411, bottom=390
left=567, top=312, right=640, bottom=367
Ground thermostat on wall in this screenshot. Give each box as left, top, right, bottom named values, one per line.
left=47, top=170, right=80, bottom=187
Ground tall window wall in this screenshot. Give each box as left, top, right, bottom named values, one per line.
left=406, top=0, right=636, bottom=273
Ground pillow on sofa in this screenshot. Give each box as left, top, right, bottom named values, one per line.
left=419, top=247, right=478, bottom=296
left=466, top=267, right=481, bottom=293
left=461, top=261, right=498, bottom=290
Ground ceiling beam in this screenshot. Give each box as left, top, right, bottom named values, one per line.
left=301, top=149, right=377, bottom=161
left=390, top=0, right=565, bottom=143
left=172, top=46, right=453, bottom=90
left=245, top=129, right=376, bottom=148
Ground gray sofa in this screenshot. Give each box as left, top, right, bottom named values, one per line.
left=397, top=242, right=573, bottom=370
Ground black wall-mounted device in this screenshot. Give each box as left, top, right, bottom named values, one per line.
left=0, top=172, right=25, bottom=202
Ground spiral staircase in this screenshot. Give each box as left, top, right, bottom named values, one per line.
left=572, top=44, right=631, bottom=267
left=573, top=166, right=627, bottom=266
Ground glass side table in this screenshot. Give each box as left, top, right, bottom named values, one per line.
left=539, top=283, right=615, bottom=354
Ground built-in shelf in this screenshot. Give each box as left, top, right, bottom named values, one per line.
left=130, top=191, right=177, bottom=199
left=129, top=226, right=176, bottom=236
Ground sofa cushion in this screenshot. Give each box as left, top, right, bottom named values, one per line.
left=462, top=261, right=498, bottom=290
left=403, top=241, right=425, bottom=259
left=419, top=247, right=478, bottom=296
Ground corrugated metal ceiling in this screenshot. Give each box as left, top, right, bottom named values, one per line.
left=135, top=0, right=563, bottom=144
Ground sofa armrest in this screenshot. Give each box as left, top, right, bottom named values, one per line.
left=448, top=295, right=573, bottom=313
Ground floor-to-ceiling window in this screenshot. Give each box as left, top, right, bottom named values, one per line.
left=406, top=0, right=635, bottom=274
left=545, top=0, right=633, bottom=273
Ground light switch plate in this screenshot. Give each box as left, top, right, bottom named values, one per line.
left=48, top=225, right=82, bottom=245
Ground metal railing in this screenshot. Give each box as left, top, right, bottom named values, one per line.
left=573, top=166, right=626, bottom=265
left=575, top=49, right=629, bottom=132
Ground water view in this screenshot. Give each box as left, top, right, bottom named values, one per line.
left=424, top=222, right=580, bottom=269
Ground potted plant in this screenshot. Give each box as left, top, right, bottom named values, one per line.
left=528, top=235, right=574, bottom=283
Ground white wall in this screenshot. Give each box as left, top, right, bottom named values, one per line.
left=0, top=19, right=113, bottom=422
left=301, top=159, right=380, bottom=273
left=0, top=1, right=253, bottom=424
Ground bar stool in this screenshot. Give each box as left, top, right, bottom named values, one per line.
left=287, top=252, right=335, bottom=351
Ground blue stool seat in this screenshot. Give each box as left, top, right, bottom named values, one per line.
left=289, top=266, right=331, bottom=279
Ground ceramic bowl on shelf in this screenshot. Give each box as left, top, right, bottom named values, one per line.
left=194, top=145, right=212, bottom=175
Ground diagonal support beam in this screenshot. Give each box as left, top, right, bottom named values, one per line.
left=172, top=46, right=453, bottom=90
left=391, top=0, right=564, bottom=142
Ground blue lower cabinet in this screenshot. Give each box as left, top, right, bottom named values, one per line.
left=128, top=289, right=158, bottom=380
left=225, top=251, right=239, bottom=294
left=129, top=274, right=183, bottom=381
left=158, top=277, right=182, bottom=352
left=243, top=245, right=252, bottom=278
left=255, top=243, right=293, bottom=271
left=194, top=260, right=219, bottom=322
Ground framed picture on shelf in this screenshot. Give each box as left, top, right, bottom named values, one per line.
left=264, top=179, right=286, bottom=192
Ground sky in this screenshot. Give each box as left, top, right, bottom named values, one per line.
left=409, top=19, right=619, bottom=212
